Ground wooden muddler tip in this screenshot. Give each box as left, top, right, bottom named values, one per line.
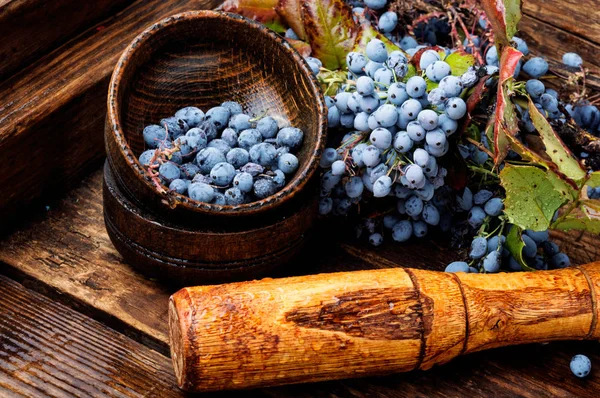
left=169, top=263, right=600, bottom=392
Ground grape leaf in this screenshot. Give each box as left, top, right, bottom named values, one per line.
left=223, top=0, right=285, bottom=32
left=506, top=225, right=535, bottom=271
left=480, top=0, right=522, bottom=51
left=445, top=51, right=476, bottom=76
left=552, top=200, right=600, bottom=234
left=493, top=47, right=523, bottom=164
left=301, top=0, right=359, bottom=70
left=586, top=171, right=600, bottom=188
left=500, top=164, right=572, bottom=231
left=527, top=100, right=587, bottom=186
left=275, top=0, right=306, bottom=40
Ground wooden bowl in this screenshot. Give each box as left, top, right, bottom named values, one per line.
left=103, top=11, right=327, bottom=285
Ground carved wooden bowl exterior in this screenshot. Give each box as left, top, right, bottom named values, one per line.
left=103, top=11, right=327, bottom=285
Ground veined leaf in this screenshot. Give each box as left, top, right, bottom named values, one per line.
left=500, top=164, right=571, bottom=231
left=301, top=0, right=359, bottom=70
left=223, top=0, right=285, bottom=32
left=527, top=100, right=587, bottom=186
left=276, top=0, right=306, bottom=40
left=480, top=0, right=522, bottom=51
left=493, top=47, right=523, bottom=164
left=445, top=51, right=476, bottom=76
left=506, top=225, right=535, bottom=271
left=552, top=200, right=600, bottom=234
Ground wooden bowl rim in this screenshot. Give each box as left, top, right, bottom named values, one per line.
left=107, top=10, right=327, bottom=216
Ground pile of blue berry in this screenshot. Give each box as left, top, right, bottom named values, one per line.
left=138, top=103, right=303, bottom=206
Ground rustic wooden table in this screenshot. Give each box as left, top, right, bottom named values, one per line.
left=1, top=0, right=599, bottom=396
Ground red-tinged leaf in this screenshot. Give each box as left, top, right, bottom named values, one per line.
left=286, top=39, right=312, bottom=57
left=301, top=0, right=359, bottom=70
left=527, top=99, right=587, bottom=186
left=223, top=0, right=285, bottom=32
left=466, top=75, right=490, bottom=113
left=275, top=0, right=306, bottom=40
left=493, top=47, right=523, bottom=164
left=479, top=0, right=522, bottom=51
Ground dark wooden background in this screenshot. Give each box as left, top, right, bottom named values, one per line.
left=1, top=0, right=599, bottom=396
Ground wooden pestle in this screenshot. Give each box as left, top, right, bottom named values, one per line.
left=169, top=263, right=600, bottom=392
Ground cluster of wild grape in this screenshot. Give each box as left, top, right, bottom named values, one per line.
left=315, top=37, right=479, bottom=247
left=138, top=103, right=302, bottom=205
left=448, top=187, right=570, bottom=273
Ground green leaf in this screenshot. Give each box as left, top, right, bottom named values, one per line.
left=444, top=51, right=476, bottom=76
left=527, top=100, right=587, bottom=186
left=493, top=47, right=523, bottom=164
left=318, top=69, right=347, bottom=96
left=404, top=63, right=417, bottom=80
left=586, top=172, right=600, bottom=188
left=552, top=200, right=600, bottom=234
left=426, top=78, right=439, bottom=91
left=500, top=164, right=571, bottom=231
left=301, top=0, right=359, bottom=70
left=480, top=0, right=522, bottom=51
left=506, top=225, right=535, bottom=271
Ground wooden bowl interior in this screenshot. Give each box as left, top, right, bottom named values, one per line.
left=116, top=13, right=323, bottom=196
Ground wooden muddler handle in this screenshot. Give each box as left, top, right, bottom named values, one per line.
left=169, top=263, right=600, bottom=392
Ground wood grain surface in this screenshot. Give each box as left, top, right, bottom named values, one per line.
left=0, top=0, right=221, bottom=229
left=1, top=169, right=600, bottom=397
left=0, top=0, right=133, bottom=81
left=0, top=275, right=182, bottom=397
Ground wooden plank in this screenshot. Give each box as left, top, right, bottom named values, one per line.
left=523, top=0, right=600, bottom=48
left=0, top=0, right=222, bottom=230
left=519, top=15, right=600, bottom=92
left=0, top=0, right=134, bottom=81
left=1, top=168, right=600, bottom=397
left=0, top=275, right=183, bottom=397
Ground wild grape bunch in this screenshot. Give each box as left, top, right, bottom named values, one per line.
left=138, top=104, right=302, bottom=205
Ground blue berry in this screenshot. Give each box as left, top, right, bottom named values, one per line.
left=512, top=36, right=529, bottom=55
left=470, top=237, right=488, bottom=259
left=422, top=203, right=440, bottom=225
left=253, top=178, right=277, bottom=199
left=319, top=198, right=333, bottom=215
left=143, top=125, right=168, bottom=148
left=378, top=11, right=398, bottom=32
left=445, top=97, right=467, bottom=120
left=523, top=57, right=548, bottom=78
left=373, top=175, right=393, bottom=197
left=220, top=128, right=238, bottom=148
left=198, top=120, right=218, bottom=141
left=169, top=179, right=188, bottom=194
left=473, top=189, right=493, bottom=205
left=256, top=116, right=278, bottom=139
left=399, top=36, right=418, bottom=50
left=160, top=117, right=189, bottom=139
left=439, top=75, right=463, bottom=97
left=487, top=235, right=506, bottom=253
left=406, top=121, right=426, bottom=141
left=345, top=176, right=364, bottom=198
left=521, top=234, right=538, bottom=258
left=347, top=52, right=368, bottom=74
left=468, top=206, right=486, bottom=228
left=570, top=355, right=591, bottom=378
left=374, top=104, right=398, bottom=128
left=484, top=197, right=504, bottom=216
left=196, top=147, right=226, bottom=174
left=445, top=261, right=469, bottom=273
left=366, top=39, right=388, bottom=63
left=159, top=162, right=181, bottom=184
left=272, top=169, right=286, bottom=189
left=175, top=106, right=204, bottom=128
left=240, top=162, right=264, bottom=177
left=563, top=52, right=583, bottom=68
left=179, top=163, right=199, bottom=179
left=206, top=106, right=231, bottom=129
left=278, top=153, right=299, bottom=174
left=226, top=147, right=249, bottom=169
left=419, top=50, right=440, bottom=70
left=426, top=61, right=451, bottom=82
left=392, top=220, right=413, bottom=242
left=406, top=76, right=427, bottom=98
left=483, top=251, right=501, bottom=273
left=238, top=129, right=263, bottom=150
left=525, top=79, right=545, bottom=100
left=370, top=127, right=393, bottom=149
left=412, top=220, right=428, bottom=238
left=210, top=162, right=236, bottom=186
left=276, top=127, right=304, bottom=150
left=188, top=182, right=214, bottom=203
left=228, top=113, right=252, bottom=132
left=359, top=94, right=380, bottom=113
left=207, top=139, right=231, bottom=155
left=249, top=143, right=277, bottom=167
left=400, top=99, right=422, bottom=119
left=551, top=252, right=571, bottom=268
left=139, top=149, right=157, bottom=166
left=356, top=76, right=375, bottom=96
left=233, top=172, right=254, bottom=193
left=221, top=101, right=243, bottom=116
left=524, top=229, right=549, bottom=245
left=369, top=232, right=384, bottom=246
left=388, top=82, right=409, bottom=105
left=224, top=187, right=245, bottom=205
